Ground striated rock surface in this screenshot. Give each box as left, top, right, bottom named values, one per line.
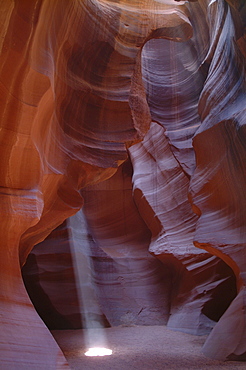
left=137, top=0, right=246, bottom=359
left=23, top=152, right=236, bottom=336
left=129, top=121, right=237, bottom=335
left=0, top=0, right=246, bottom=368
left=189, top=0, right=246, bottom=360
left=0, top=0, right=194, bottom=368
left=80, top=160, right=172, bottom=327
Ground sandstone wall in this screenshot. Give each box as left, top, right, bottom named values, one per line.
left=0, top=0, right=246, bottom=367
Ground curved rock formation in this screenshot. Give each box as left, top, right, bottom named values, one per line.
left=137, top=0, right=246, bottom=359
left=80, top=160, right=172, bottom=327
left=0, top=0, right=193, bottom=368
left=22, top=220, right=84, bottom=331
left=190, top=0, right=246, bottom=360
left=0, top=0, right=246, bottom=368
left=23, top=150, right=236, bottom=335
left=129, top=121, right=236, bottom=335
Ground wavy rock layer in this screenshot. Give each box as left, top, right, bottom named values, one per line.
left=190, top=0, right=246, bottom=360
left=0, top=0, right=193, bottom=368
left=129, top=121, right=237, bottom=335
left=139, top=0, right=246, bottom=359
left=24, top=155, right=236, bottom=335
left=81, top=160, right=172, bottom=327
left=0, top=0, right=246, bottom=367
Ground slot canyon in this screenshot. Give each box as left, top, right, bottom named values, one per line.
left=0, top=0, right=246, bottom=368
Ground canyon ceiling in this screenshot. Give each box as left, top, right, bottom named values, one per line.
left=0, top=0, right=246, bottom=368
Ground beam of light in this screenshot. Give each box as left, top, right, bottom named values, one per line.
left=68, top=212, right=112, bottom=356
left=84, top=347, right=113, bottom=357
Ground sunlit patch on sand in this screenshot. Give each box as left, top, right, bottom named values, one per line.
left=84, top=347, right=113, bottom=357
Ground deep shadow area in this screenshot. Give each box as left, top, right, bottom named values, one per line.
left=202, top=260, right=237, bottom=322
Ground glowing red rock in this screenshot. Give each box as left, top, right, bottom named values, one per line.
left=0, top=0, right=246, bottom=367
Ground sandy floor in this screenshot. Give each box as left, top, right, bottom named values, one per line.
left=52, top=325, right=246, bottom=370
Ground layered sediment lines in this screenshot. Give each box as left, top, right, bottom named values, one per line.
left=190, top=0, right=246, bottom=360
left=0, top=0, right=246, bottom=368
